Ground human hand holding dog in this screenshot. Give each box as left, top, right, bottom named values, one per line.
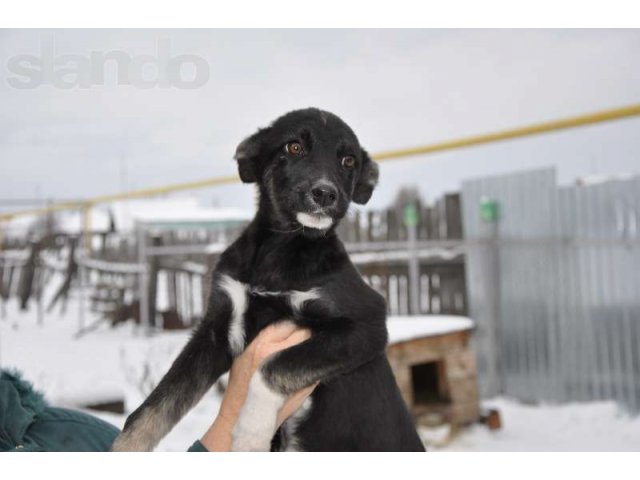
left=201, top=322, right=315, bottom=452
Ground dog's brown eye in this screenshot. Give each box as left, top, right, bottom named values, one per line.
left=285, top=142, right=304, bottom=155
left=342, top=156, right=356, bottom=168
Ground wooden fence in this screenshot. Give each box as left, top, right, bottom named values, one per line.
left=337, top=194, right=466, bottom=316
left=1, top=193, right=467, bottom=330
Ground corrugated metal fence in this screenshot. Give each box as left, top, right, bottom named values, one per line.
left=463, top=168, right=640, bottom=412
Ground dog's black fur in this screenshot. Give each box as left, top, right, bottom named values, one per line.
left=111, top=108, right=425, bottom=452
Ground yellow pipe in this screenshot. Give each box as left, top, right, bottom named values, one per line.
left=372, top=103, right=640, bottom=161
left=0, top=174, right=240, bottom=222
left=1, top=103, right=639, bottom=223
left=89, top=174, right=240, bottom=204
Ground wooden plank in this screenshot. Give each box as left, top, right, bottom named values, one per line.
left=18, top=241, right=41, bottom=309
left=445, top=193, right=463, bottom=239
left=387, top=330, right=470, bottom=356
left=366, top=211, right=374, bottom=242
left=147, top=235, right=161, bottom=328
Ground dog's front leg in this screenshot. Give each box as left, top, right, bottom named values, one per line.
left=231, top=370, right=288, bottom=452
left=111, top=274, right=241, bottom=451
left=111, top=321, right=231, bottom=451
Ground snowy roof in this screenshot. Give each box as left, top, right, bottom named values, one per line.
left=350, top=247, right=464, bottom=265
left=108, top=198, right=253, bottom=231
left=387, top=315, right=474, bottom=344
left=2, top=197, right=254, bottom=236
left=58, top=209, right=112, bottom=233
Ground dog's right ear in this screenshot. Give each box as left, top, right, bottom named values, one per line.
left=352, top=148, right=379, bottom=205
left=234, top=127, right=271, bottom=183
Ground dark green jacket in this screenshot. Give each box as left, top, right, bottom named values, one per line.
left=0, top=369, right=206, bottom=452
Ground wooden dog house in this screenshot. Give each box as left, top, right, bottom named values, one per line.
left=386, top=317, right=479, bottom=426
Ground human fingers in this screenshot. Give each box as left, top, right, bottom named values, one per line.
left=273, top=327, right=311, bottom=350
left=256, top=327, right=312, bottom=362
left=253, top=320, right=299, bottom=345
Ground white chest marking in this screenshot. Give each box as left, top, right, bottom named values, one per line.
left=220, top=275, right=322, bottom=356
left=289, top=288, right=321, bottom=312
left=251, top=286, right=321, bottom=313
left=219, top=274, right=248, bottom=356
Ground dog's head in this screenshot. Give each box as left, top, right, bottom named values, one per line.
left=234, top=108, right=379, bottom=236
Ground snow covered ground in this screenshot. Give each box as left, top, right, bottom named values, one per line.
left=1, top=276, right=639, bottom=451
left=423, top=398, right=640, bottom=451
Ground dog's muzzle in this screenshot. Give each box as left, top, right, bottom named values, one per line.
left=295, top=180, right=338, bottom=230
left=296, top=212, right=333, bottom=230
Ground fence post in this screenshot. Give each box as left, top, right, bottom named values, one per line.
left=480, top=197, right=502, bottom=396
left=147, top=234, right=162, bottom=331
left=18, top=239, right=41, bottom=311
left=137, top=223, right=150, bottom=334
left=36, top=267, right=44, bottom=326
left=404, top=202, right=420, bottom=315
left=0, top=260, right=6, bottom=319
left=78, top=256, right=86, bottom=332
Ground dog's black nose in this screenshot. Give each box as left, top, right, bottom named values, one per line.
left=311, top=184, right=338, bottom=208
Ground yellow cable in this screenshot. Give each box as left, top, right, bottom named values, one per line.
left=1, top=103, right=639, bottom=223
left=373, top=103, right=640, bottom=161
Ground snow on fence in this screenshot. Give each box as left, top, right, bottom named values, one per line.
left=463, top=168, right=640, bottom=413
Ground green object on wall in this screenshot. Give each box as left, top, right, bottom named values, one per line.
left=403, top=203, right=419, bottom=227
left=480, top=197, right=499, bottom=222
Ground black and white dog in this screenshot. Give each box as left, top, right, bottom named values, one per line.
left=111, top=108, right=425, bottom=452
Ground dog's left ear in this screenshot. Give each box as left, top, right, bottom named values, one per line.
left=234, top=127, right=271, bottom=183
left=353, top=148, right=379, bottom=205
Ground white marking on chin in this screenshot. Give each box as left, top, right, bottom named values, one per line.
left=296, top=212, right=333, bottom=230
left=289, top=288, right=321, bottom=312
left=219, top=274, right=248, bottom=356
left=232, top=373, right=286, bottom=451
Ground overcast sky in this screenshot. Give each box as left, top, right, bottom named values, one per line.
left=1, top=29, right=639, bottom=213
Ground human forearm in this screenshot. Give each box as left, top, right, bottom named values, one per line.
left=200, top=413, right=235, bottom=451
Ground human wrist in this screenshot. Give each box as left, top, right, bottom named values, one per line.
left=200, top=414, right=235, bottom=452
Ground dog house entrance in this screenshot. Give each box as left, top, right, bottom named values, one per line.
left=410, top=360, right=450, bottom=408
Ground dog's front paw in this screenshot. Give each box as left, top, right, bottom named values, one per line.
left=111, top=431, right=153, bottom=452
left=110, top=407, right=165, bottom=451
left=231, top=397, right=279, bottom=451
left=230, top=374, right=285, bottom=452
left=231, top=422, right=274, bottom=452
